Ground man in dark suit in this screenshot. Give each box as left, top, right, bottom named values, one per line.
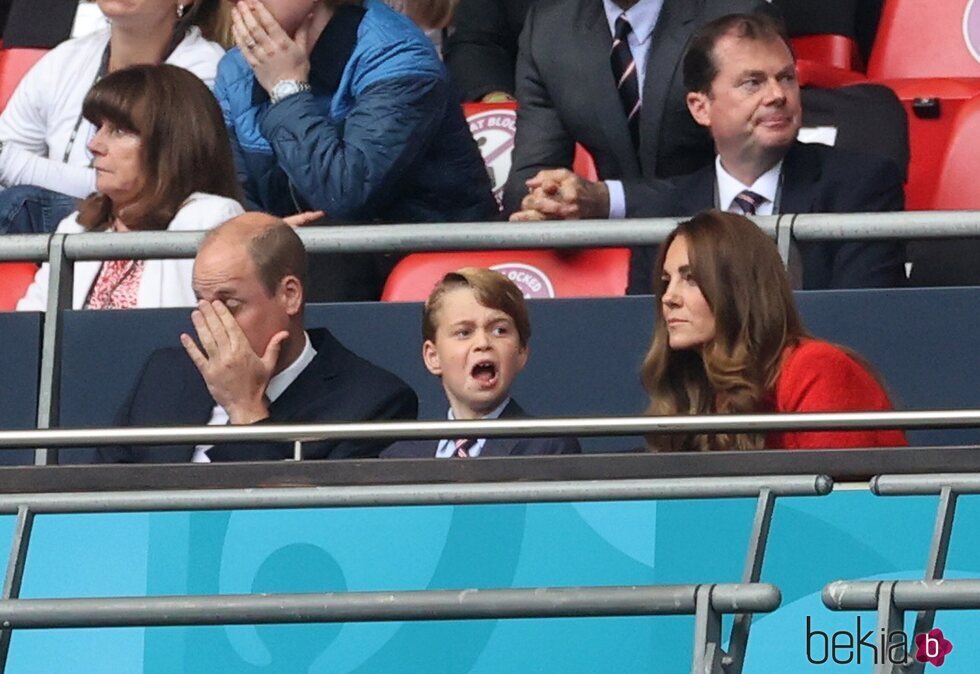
left=512, top=12, right=906, bottom=291
left=98, top=213, right=418, bottom=463
left=501, top=0, right=769, bottom=215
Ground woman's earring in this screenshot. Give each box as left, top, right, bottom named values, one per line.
left=176, top=3, right=185, bottom=18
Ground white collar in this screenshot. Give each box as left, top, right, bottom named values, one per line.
left=266, top=331, right=316, bottom=403
left=602, top=0, right=663, bottom=45
left=447, top=396, right=512, bottom=421
left=715, top=156, right=783, bottom=212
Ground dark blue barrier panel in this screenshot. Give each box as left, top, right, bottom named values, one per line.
left=0, top=311, right=41, bottom=464
left=56, top=288, right=980, bottom=457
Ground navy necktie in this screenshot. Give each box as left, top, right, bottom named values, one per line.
left=731, top=189, right=767, bottom=215
left=611, top=15, right=641, bottom=150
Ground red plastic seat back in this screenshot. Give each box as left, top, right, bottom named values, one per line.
left=0, top=47, right=48, bottom=111
left=381, top=249, right=629, bottom=302
left=931, top=93, right=980, bottom=209
left=463, top=102, right=598, bottom=210
left=0, top=262, right=38, bottom=311
left=791, top=34, right=863, bottom=72
left=868, top=0, right=980, bottom=79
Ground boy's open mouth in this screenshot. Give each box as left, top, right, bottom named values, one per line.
left=471, top=360, right=498, bottom=387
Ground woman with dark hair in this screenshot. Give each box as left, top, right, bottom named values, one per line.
left=17, top=64, right=243, bottom=310
left=0, top=0, right=229, bottom=235
left=641, top=209, right=907, bottom=451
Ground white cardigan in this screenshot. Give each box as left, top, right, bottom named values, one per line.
left=0, top=26, right=226, bottom=198
left=16, top=192, right=244, bottom=311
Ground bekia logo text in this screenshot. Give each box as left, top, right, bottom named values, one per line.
left=806, top=616, right=952, bottom=666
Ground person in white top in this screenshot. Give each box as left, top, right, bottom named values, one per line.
left=0, top=0, right=228, bottom=235
left=17, top=63, right=244, bottom=311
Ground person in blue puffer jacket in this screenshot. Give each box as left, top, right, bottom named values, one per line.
left=217, top=0, right=495, bottom=300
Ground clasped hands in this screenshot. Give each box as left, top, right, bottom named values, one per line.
left=509, top=169, right=610, bottom=222
left=231, top=0, right=311, bottom=95
left=181, top=300, right=288, bottom=425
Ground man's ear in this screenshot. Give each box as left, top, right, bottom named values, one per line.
left=686, top=91, right=712, bottom=128
left=279, top=275, right=304, bottom=316
left=422, top=340, right=442, bottom=376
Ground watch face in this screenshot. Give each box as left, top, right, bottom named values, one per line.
left=273, top=81, right=300, bottom=99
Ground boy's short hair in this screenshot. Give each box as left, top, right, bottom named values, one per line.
left=422, top=268, right=531, bottom=347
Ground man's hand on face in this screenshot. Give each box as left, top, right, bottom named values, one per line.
left=508, top=169, right=610, bottom=222
left=232, top=0, right=312, bottom=94
left=181, top=300, right=288, bottom=425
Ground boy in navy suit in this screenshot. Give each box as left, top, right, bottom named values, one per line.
left=382, top=268, right=581, bottom=458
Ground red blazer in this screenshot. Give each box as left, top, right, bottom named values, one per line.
left=765, top=340, right=908, bottom=450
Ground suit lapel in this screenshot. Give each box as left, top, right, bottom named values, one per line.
left=574, top=0, right=640, bottom=177
left=778, top=143, right=820, bottom=214
left=639, top=0, right=697, bottom=177
left=478, top=400, right=525, bottom=457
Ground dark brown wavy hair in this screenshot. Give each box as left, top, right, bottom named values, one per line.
left=76, top=64, right=241, bottom=232
left=640, top=210, right=811, bottom=452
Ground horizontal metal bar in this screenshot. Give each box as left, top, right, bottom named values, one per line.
left=791, top=210, right=980, bottom=241
left=3, top=211, right=979, bottom=264
left=0, top=583, right=780, bottom=629
left=871, top=473, right=980, bottom=496
left=0, top=476, right=831, bottom=514
left=824, top=579, right=980, bottom=611
left=0, top=235, right=49, bottom=262
left=0, top=410, right=975, bottom=450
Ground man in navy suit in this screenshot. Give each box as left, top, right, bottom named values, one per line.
left=382, top=268, right=580, bottom=459
left=98, top=213, right=417, bottom=463
left=512, top=12, right=906, bottom=292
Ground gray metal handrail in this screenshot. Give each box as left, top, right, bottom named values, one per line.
left=0, top=475, right=828, bottom=672
left=2, top=211, right=980, bottom=263
left=821, top=472, right=980, bottom=674
left=0, top=410, right=975, bottom=453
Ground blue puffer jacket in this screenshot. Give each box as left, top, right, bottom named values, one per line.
left=215, top=0, right=495, bottom=223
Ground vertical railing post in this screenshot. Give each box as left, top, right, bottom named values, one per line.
left=34, top=234, right=73, bottom=466
left=0, top=505, right=35, bottom=671
left=692, top=585, right=724, bottom=674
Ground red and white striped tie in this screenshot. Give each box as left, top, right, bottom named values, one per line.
left=611, top=14, right=641, bottom=150
left=453, top=437, right=477, bottom=458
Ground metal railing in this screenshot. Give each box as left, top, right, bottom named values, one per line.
left=822, top=473, right=980, bottom=674
left=3, top=210, right=979, bottom=465
left=0, top=474, right=832, bottom=673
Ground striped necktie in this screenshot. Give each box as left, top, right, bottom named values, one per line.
left=731, top=189, right=767, bottom=215
left=610, top=15, right=641, bottom=150
left=453, top=437, right=477, bottom=458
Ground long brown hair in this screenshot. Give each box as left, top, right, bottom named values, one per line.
left=76, top=64, right=241, bottom=232
left=640, top=210, right=810, bottom=451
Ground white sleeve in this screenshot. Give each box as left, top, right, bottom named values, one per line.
left=0, top=46, right=98, bottom=197
left=15, top=212, right=84, bottom=312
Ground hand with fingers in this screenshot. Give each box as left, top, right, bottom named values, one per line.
left=181, top=300, right=288, bottom=425
left=231, top=0, right=312, bottom=93
left=508, top=168, right=610, bottom=221
left=283, top=210, right=326, bottom=227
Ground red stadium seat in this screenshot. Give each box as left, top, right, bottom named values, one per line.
left=0, top=47, right=48, bottom=111
left=867, top=0, right=980, bottom=79
left=931, top=93, right=980, bottom=209
left=875, top=78, right=980, bottom=209
left=0, top=262, right=37, bottom=310
left=463, top=102, right=598, bottom=209
left=381, top=248, right=629, bottom=302
left=791, top=34, right=863, bottom=72
left=908, top=94, right=980, bottom=285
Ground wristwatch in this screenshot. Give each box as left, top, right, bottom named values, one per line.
left=270, top=79, right=311, bottom=105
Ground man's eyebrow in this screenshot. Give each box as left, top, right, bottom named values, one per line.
left=738, top=69, right=767, bottom=79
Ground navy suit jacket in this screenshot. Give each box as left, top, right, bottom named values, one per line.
left=380, top=399, right=582, bottom=458
left=625, top=142, right=907, bottom=293
left=97, top=328, right=418, bottom=463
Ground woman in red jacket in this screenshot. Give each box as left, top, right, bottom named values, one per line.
left=641, top=209, right=907, bottom=451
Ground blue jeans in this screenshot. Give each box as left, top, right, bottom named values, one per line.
left=0, top=184, right=78, bottom=234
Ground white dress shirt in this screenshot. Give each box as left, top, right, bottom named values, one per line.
left=434, top=397, right=512, bottom=458
left=192, top=332, right=317, bottom=463
left=715, top=156, right=783, bottom=215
